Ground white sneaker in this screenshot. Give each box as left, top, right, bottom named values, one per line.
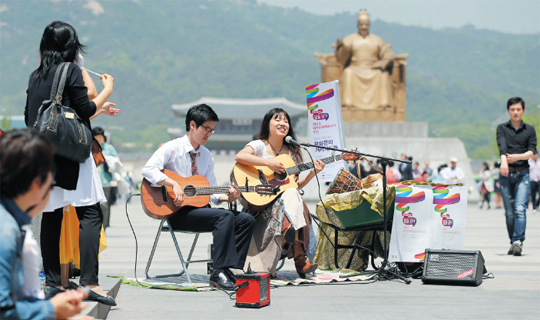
left=507, top=244, right=513, bottom=255
left=512, top=240, right=523, bottom=256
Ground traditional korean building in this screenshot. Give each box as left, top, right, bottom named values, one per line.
left=168, top=97, right=308, bottom=151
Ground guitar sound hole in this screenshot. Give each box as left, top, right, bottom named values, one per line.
left=274, top=172, right=287, bottom=181
left=184, top=185, right=197, bottom=197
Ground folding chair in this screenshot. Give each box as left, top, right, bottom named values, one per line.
left=145, top=219, right=212, bottom=286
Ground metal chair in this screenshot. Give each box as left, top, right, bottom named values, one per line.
left=145, top=219, right=212, bottom=286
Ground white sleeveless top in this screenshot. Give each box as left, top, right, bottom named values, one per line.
left=246, top=139, right=301, bottom=164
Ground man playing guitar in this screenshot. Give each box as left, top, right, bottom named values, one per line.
left=141, top=104, right=255, bottom=290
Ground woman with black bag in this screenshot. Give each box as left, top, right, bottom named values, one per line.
left=25, top=21, right=116, bottom=305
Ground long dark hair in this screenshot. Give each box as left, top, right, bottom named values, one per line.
left=258, top=108, right=302, bottom=163
left=34, top=21, right=86, bottom=80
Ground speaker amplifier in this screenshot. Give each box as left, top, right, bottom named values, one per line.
left=235, top=272, right=270, bottom=308
left=422, top=249, right=485, bottom=286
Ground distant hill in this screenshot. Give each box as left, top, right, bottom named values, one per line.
left=1, top=0, right=538, bottom=157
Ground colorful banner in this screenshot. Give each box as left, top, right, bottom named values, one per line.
left=388, top=184, right=468, bottom=262
left=388, top=185, right=433, bottom=262
left=305, top=80, right=346, bottom=182
left=431, top=185, right=468, bottom=250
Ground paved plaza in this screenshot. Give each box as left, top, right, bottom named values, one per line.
left=94, top=198, right=539, bottom=319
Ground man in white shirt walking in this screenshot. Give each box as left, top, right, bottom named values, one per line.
left=142, top=104, right=255, bottom=290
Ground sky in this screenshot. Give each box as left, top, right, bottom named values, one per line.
left=257, top=0, right=540, bottom=35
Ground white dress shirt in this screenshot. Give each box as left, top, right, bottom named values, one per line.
left=141, top=135, right=221, bottom=205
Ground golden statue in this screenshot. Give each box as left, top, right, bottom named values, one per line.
left=315, top=10, right=408, bottom=122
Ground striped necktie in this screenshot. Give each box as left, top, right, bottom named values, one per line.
left=190, top=152, right=199, bottom=176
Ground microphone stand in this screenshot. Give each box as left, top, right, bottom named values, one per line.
left=299, top=141, right=412, bottom=284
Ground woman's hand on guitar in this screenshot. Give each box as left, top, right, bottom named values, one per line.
left=228, top=183, right=241, bottom=202
left=172, top=182, right=185, bottom=207
left=266, top=159, right=286, bottom=174
left=314, top=159, right=325, bottom=174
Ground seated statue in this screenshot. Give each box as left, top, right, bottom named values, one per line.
left=336, top=10, right=395, bottom=111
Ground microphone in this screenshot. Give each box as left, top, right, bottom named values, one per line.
left=285, top=136, right=303, bottom=146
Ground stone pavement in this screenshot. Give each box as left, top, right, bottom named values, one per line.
left=95, top=198, right=539, bottom=320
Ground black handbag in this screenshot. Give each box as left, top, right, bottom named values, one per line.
left=33, top=62, right=92, bottom=163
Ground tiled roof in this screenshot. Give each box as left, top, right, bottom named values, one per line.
left=172, top=97, right=306, bottom=119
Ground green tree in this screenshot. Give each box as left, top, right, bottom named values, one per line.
left=0, top=116, right=11, bottom=131
left=523, top=107, right=540, bottom=145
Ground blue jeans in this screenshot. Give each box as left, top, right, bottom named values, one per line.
left=500, top=169, right=529, bottom=243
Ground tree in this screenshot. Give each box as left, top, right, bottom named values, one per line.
left=0, top=116, right=11, bottom=131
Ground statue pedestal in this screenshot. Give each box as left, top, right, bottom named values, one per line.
left=342, top=108, right=406, bottom=122
left=342, top=121, right=428, bottom=138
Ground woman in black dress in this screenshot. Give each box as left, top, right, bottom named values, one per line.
left=25, top=21, right=116, bottom=305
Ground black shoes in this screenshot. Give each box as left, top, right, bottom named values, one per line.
left=81, top=285, right=117, bottom=306
left=209, top=268, right=235, bottom=291
left=65, top=281, right=79, bottom=290
left=224, top=268, right=237, bottom=283
left=45, top=286, right=65, bottom=298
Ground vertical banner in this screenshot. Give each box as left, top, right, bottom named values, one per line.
left=305, top=80, right=346, bottom=182
left=389, top=184, right=468, bottom=263
left=389, top=184, right=433, bottom=262
left=431, top=185, right=468, bottom=250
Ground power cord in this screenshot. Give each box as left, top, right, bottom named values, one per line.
left=124, top=193, right=146, bottom=287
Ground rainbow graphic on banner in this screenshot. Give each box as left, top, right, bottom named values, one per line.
left=395, top=185, right=426, bottom=227
left=414, top=252, right=426, bottom=261
left=306, top=84, right=334, bottom=121
left=433, top=186, right=460, bottom=228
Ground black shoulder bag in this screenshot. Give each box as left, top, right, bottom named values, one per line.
left=33, top=62, right=92, bottom=163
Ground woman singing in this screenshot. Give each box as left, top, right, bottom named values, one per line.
left=235, top=108, right=325, bottom=277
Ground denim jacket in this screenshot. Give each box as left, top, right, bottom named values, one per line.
left=0, top=198, right=55, bottom=319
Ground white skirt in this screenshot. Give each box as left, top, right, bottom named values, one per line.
left=44, top=153, right=106, bottom=212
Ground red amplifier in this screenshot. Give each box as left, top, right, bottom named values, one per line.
left=235, top=272, right=270, bottom=308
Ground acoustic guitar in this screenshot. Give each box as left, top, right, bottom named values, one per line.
left=141, top=169, right=274, bottom=219
left=232, top=152, right=361, bottom=211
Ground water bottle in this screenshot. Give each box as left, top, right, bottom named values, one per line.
left=39, top=258, right=46, bottom=291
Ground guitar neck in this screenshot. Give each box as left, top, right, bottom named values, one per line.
left=194, top=186, right=254, bottom=195
left=286, top=154, right=343, bottom=175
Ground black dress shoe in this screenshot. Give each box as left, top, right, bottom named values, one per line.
left=81, top=285, right=117, bottom=306
left=209, top=268, right=235, bottom=290
left=224, top=268, right=237, bottom=283
left=45, top=286, right=65, bottom=298
left=64, top=281, right=79, bottom=290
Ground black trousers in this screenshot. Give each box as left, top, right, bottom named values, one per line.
left=530, top=181, right=539, bottom=209
left=41, top=203, right=103, bottom=287
left=101, top=186, right=112, bottom=229
left=168, top=206, right=255, bottom=269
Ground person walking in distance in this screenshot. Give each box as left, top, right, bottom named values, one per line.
left=528, top=152, right=540, bottom=214
left=496, top=97, right=537, bottom=256
left=479, top=162, right=494, bottom=209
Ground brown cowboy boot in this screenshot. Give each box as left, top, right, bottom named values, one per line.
left=292, top=240, right=317, bottom=278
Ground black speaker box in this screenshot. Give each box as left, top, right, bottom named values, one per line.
left=422, top=249, right=485, bottom=286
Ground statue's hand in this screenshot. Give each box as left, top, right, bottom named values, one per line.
left=336, top=38, right=344, bottom=48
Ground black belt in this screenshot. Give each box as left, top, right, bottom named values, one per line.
left=508, top=166, right=528, bottom=173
